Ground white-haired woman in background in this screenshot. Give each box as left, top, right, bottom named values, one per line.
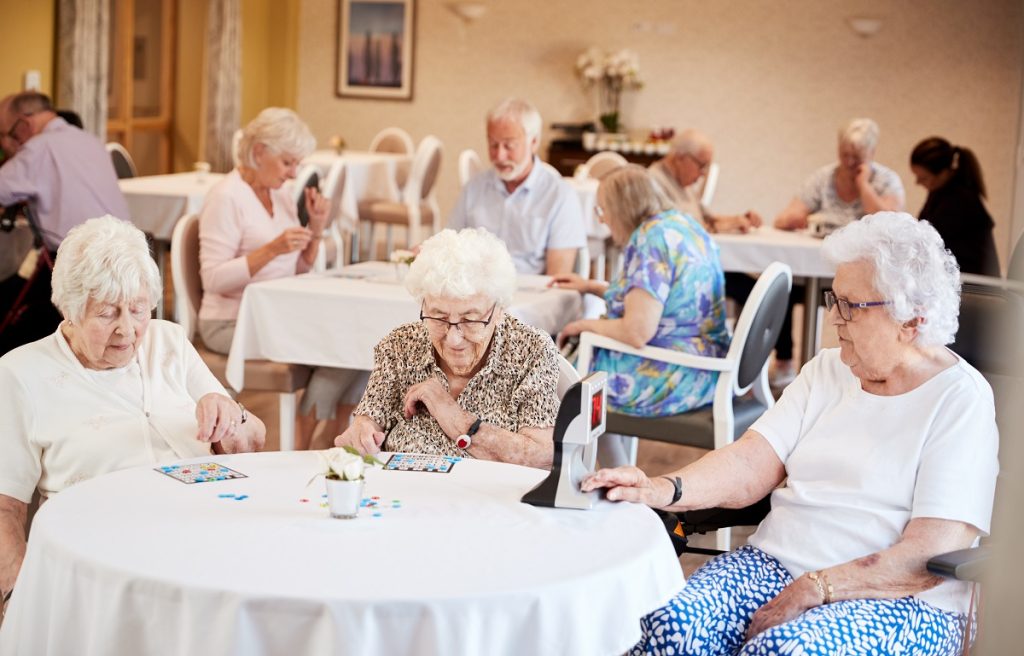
left=0, top=216, right=265, bottom=611
left=334, top=227, right=560, bottom=468
left=198, top=107, right=360, bottom=449
left=583, top=212, right=997, bottom=656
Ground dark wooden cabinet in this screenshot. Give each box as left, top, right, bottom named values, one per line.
left=546, top=141, right=661, bottom=177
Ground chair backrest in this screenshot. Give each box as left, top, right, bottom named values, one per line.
left=458, top=148, right=485, bottom=188
left=231, top=128, right=243, bottom=167
left=1008, top=232, right=1024, bottom=283
left=952, top=283, right=1024, bottom=379
left=369, top=127, right=415, bottom=155
left=321, top=159, right=347, bottom=224
left=292, top=164, right=320, bottom=227
left=580, top=151, right=628, bottom=180
left=106, top=142, right=137, bottom=179
left=556, top=353, right=581, bottom=400
left=403, top=135, right=443, bottom=204
left=700, top=162, right=720, bottom=207
left=727, top=262, right=793, bottom=392
left=316, top=160, right=348, bottom=271
left=170, top=214, right=203, bottom=340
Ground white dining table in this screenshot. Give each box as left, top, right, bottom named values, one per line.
left=0, top=451, right=683, bottom=656
left=225, top=261, right=583, bottom=392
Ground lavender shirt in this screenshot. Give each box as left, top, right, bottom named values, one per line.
left=0, top=117, right=130, bottom=251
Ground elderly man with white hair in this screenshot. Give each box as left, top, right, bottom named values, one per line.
left=585, top=212, right=997, bottom=656
left=0, top=216, right=266, bottom=614
left=648, top=128, right=763, bottom=233
left=335, top=227, right=560, bottom=467
left=448, top=97, right=586, bottom=275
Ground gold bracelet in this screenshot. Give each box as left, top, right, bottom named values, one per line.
left=820, top=570, right=835, bottom=604
left=806, top=571, right=827, bottom=604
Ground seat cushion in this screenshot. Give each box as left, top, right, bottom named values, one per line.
left=196, top=345, right=312, bottom=392
left=606, top=396, right=769, bottom=449
left=357, top=200, right=435, bottom=225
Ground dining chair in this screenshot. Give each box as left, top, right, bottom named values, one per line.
left=700, top=162, right=720, bottom=208
left=556, top=353, right=581, bottom=400
left=292, top=164, right=320, bottom=229
left=105, top=142, right=137, bottom=179
left=231, top=128, right=243, bottom=167
left=314, top=159, right=348, bottom=272
left=170, top=213, right=312, bottom=451
left=575, top=262, right=792, bottom=550
left=458, top=148, right=485, bottom=188
left=577, top=150, right=628, bottom=179
left=369, top=127, right=415, bottom=155
left=358, top=135, right=442, bottom=257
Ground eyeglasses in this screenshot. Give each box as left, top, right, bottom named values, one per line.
left=823, top=290, right=892, bottom=321
left=683, top=152, right=711, bottom=173
left=420, top=303, right=497, bottom=339
left=5, top=117, right=26, bottom=141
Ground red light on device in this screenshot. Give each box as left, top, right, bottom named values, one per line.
left=591, top=391, right=603, bottom=428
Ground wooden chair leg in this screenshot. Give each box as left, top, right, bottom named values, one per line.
left=279, top=392, right=297, bottom=451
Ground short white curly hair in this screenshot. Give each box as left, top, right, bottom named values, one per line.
left=822, top=211, right=961, bottom=346
left=51, top=215, right=161, bottom=323
left=236, top=107, right=316, bottom=169
left=839, top=117, right=879, bottom=154
left=405, top=228, right=517, bottom=307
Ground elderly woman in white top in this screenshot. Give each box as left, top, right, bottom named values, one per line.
left=0, top=216, right=265, bottom=613
left=198, top=107, right=362, bottom=449
left=583, top=212, right=997, bottom=656
left=335, top=228, right=560, bottom=467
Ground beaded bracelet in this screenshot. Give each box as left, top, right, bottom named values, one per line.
left=807, top=570, right=834, bottom=604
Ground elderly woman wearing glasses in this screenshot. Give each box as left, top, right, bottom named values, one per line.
left=582, top=211, right=998, bottom=656
left=334, top=227, right=560, bottom=467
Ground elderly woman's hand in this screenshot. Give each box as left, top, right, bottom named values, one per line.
left=304, top=187, right=329, bottom=234
left=334, top=416, right=386, bottom=455
left=402, top=378, right=472, bottom=438
left=195, top=393, right=246, bottom=445
left=270, top=226, right=313, bottom=256
left=744, top=576, right=821, bottom=641
left=580, top=466, right=676, bottom=507
left=556, top=319, right=589, bottom=348
left=549, top=274, right=607, bottom=297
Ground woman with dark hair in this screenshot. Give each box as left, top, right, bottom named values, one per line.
left=910, top=137, right=999, bottom=276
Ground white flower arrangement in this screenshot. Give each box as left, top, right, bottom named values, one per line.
left=389, top=249, right=416, bottom=265
left=321, top=446, right=382, bottom=481
left=575, top=47, right=643, bottom=133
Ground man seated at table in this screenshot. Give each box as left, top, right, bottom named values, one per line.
left=448, top=97, right=586, bottom=275
left=336, top=227, right=559, bottom=468
left=648, top=129, right=762, bottom=233
left=0, top=215, right=266, bottom=614
left=0, top=91, right=130, bottom=355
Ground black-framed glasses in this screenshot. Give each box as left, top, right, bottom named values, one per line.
left=823, top=290, right=892, bottom=321
left=420, top=303, right=497, bottom=339
left=5, top=117, right=26, bottom=141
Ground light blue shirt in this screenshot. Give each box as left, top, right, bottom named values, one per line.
left=448, top=157, right=586, bottom=274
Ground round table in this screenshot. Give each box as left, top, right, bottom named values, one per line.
left=1, top=451, right=683, bottom=655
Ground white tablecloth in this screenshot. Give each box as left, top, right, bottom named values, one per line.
left=225, top=261, right=583, bottom=391
left=304, top=150, right=412, bottom=232
left=1, top=451, right=683, bottom=656
left=119, top=172, right=225, bottom=240
left=714, top=227, right=832, bottom=278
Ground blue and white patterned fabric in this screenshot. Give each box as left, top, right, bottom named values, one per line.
left=592, top=209, right=729, bottom=417
left=631, top=545, right=967, bottom=656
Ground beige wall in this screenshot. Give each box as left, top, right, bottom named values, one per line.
left=296, top=0, right=1024, bottom=267
left=0, top=0, right=55, bottom=96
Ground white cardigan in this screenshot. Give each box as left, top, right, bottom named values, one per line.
left=0, top=320, right=226, bottom=502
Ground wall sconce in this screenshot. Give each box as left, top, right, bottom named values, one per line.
left=846, top=17, right=883, bottom=38
left=447, top=2, right=487, bottom=25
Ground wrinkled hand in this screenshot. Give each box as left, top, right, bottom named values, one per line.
left=745, top=210, right=763, bottom=228
left=195, top=393, right=244, bottom=445
left=304, top=187, right=329, bottom=234
left=557, top=319, right=587, bottom=348
left=548, top=273, right=588, bottom=293
left=854, top=163, right=872, bottom=189
left=402, top=378, right=469, bottom=438
left=745, top=576, right=820, bottom=641
left=271, top=226, right=313, bottom=256
left=580, top=466, right=674, bottom=507
left=713, top=214, right=754, bottom=234
left=334, top=416, right=386, bottom=455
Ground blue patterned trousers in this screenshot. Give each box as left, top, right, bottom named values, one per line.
left=630, top=545, right=967, bottom=656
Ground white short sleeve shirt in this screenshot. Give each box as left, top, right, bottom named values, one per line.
left=748, top=348, right=999, bottom=614
left=447, top=158, right=586, bottom=274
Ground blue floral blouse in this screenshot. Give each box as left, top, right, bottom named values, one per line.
left=592, top=209, right=729, bottom=416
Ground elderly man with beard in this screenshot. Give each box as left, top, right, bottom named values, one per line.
left=448, top=97, right=586, bottom=275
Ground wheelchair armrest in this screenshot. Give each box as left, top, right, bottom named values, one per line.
left=679, top=495, right=772, bottom=536
left=926, top=546, right=989, bottom=583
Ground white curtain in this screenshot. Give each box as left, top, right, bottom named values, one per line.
left=204, top=0, right=241, bottom=172
left=55, top=0, right=110, bottom=138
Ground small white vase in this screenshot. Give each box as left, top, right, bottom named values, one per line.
left=325, top=477, right=364, bottom=519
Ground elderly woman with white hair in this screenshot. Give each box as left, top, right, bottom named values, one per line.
left=198, top=107, right=358, bottom=449
left=335, top=227, right=560, bottom=467
left=583, top=212, right=998, bottom=656
left=0, top=216, right=266, bottom=612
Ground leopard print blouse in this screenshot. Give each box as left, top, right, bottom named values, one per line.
left=354, top=314, right=560, bottom=458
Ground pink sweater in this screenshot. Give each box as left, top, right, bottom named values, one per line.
left=198, top=169, right=309, bottom=321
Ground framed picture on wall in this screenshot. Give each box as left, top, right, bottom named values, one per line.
left=336, top=0, right=415, bottom=100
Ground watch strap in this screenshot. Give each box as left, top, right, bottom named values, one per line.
left=661, top=476, right=683, bottom=505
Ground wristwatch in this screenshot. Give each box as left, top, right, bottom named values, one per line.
left=661, top=476, right=683, bottom=505
left=455, top=417, right=483, bottom=450
left=237, top=402, right=248, bottom=425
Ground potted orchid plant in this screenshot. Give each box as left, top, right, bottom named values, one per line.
left=320, top=446, right=382, bottom=519
left=575, top=47, right=643, bottom=134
